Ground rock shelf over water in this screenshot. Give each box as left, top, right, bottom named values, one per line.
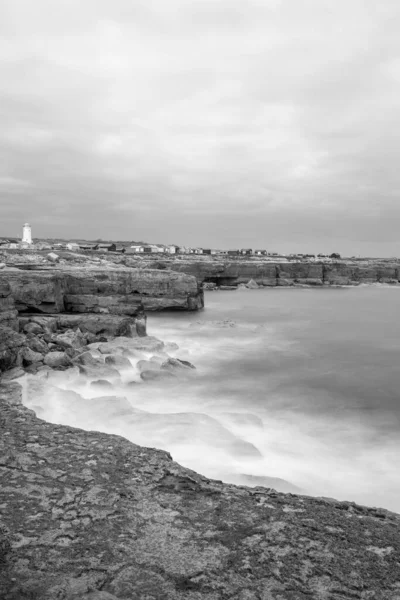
left=1, top=382, right=400, bottom=599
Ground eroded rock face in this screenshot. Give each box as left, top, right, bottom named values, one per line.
left=62, top=268, right=203, bottom=313
left=0, top=382, right=400, bottom=599
left=0, top=267, right=204, bottom=317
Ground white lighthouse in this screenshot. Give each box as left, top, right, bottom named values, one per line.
left=22, top=223, right=32, bottom=244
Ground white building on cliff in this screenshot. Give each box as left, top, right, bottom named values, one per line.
left=22, top=223, right=32, bottom=244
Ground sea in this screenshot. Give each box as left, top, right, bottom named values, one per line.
left=23, top=287, right=400, bottom=512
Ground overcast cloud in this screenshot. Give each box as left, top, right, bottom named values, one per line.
left=1, top=0, right=400, bottom=255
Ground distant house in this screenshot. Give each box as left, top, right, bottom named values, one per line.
left=227, top=250, right=240, bottom=256
left=115, top=246, right=126, bottom=253
left=253, top=249, right=267, bottom=256
left=210, top=249, right=218, bottom=255
left=166, top=245, right=179, bottom=254
left=143, top=245, right=164, bottom=254
left=202, top=249, right=212, bottom=255
left=128, top=245, right=145, bottom=253
left=66, top=242, right=80, bottom=251
left=79, top=243, right=98, bottom=251
left=240, top=249, right=252, bottom=255
left=97, top=243, right=116, bottom=252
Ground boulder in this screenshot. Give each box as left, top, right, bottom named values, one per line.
left=140, top=369, right=176, bottom=382
left=26, top=336, right=48, bottom=355
left=161, top=357, right=196, bottom=371
left=0, top=263, right=5, bottom=270
left=57, top=314, right=136, bottom=338
left=74, top=351, right=103, bottom=367
left=53, top=329, right=87, bottom=350
left=43, top=352, right=72, bottom=369
left=137, top=360, right=160, bottom=373
left=246, top=279, right=259, bottom=289
left=21, top=347, right=43, bottom=366
left=47, top=252, right=60, bottom=263
left=105, top=355, right=132, bottom=369
left=90, top=379, right=114, bottom=390
left=0, top=367, right=25, bottom=381
left=23, top=322, right=43, bottom=335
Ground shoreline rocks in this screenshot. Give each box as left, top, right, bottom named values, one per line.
left=1, top=381, right=400, bottom=599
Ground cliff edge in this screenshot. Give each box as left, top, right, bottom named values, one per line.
left=1, top=383, right=399, bottom=600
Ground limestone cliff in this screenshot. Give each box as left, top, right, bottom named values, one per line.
left=146, top=257, right=400, bottom=287
left=0, top=267, right=204, bottom=314
left=0, top=382, right=399, bottom=599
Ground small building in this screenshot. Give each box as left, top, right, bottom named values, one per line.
left=97, top=243, right=116, bottom=252
left=227, top=250, right=240, bottom=256
left=79, top=243, right=99, bottom=251
left=253, top=249, right=267, bottom=256
left=166, top=245, right=179, bottom=254
left=66, top=242, right=80, bottom=251
left=202, top=249, right=212, bottom=255
left=142, top=245, right=163, bottom=254
left=22, top=223, right=32, bottom=244
left=240, top=248, right=252, bottom=256
left=129, top=245, right=145, bottom=253
left=115, top=246, right=126, bottom=253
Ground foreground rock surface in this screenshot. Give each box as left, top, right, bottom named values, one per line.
left=1, top=383, right=400, bottom=599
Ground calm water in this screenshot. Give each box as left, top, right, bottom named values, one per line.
left=148, top=287, right=400, bottom=511
left=24, top=287, right=400, bottom=512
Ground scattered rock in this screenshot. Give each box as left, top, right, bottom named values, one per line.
left=0, top=263, right=5, bottom=270
left=1, top=367, right=25, bottom=381
left=23, top=322, right=43, bottom=335
left=26, top=336, right=48, bottom=354
left=47, top=252, right=60, bottom=263
left=53, top=329, right=87, bottom=350
left=21, top=347, right=44, bottom=366
left=105, top=355, right=132, bottom=369
left=140, top=369, right=176, bottom=381
left=74, top=351, right=103, bottom=367
left=90, top=379, right=113, bottom=390
left=137, top=360, right=160, bottom=373
left=246, top=279, right=259, bottom=289
left=161, top=357, right=196, bottom=371
left=43, top=351, right=72, bottom=369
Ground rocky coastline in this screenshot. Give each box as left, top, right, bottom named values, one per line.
left=1, top=254, right=400, bottom=598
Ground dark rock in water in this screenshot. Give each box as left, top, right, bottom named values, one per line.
left=1, top=381, right=400, bottom=599
left=137, top=359, right=160, bottom=373
left=140, top=369, right=176, bottom=381
left=105, top=355, right=132, bottom=369
left=90, top=379, right=113, bottom=389
left=74, top=351, right=102, bottom=367
left=161, top=357, right=196, bottom=371
left=246, top=279, right=259, bottom=289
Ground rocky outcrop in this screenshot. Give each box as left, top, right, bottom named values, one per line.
left=0, top=267, right=203, bottom=314
left=155, top=258, right=400, bottom=287
left=62, top=268, right=203, bottom=312
left=0, top=280, right=18, bottom=329
left=1, top=381, right=400, bottom=599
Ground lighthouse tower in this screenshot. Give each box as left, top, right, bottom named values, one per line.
left=22, top=223, right=32, bottom=244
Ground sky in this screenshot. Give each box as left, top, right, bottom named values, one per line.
left=1, top=0, right=400, bottom=255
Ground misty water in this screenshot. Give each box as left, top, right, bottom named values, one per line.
left=23, top=287, right=400, bottom=512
